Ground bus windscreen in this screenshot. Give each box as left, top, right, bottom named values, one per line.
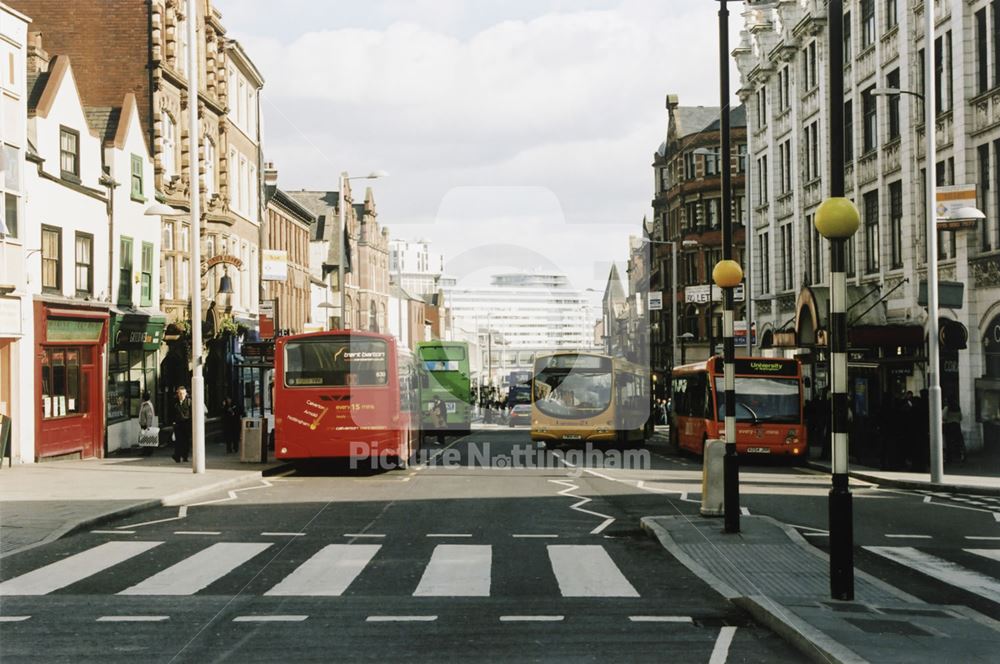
left=284, top=339, right=388, bottom=387
left=714, top=376, right=799, bottom=423
left=533, top=361, right=612, bottom=419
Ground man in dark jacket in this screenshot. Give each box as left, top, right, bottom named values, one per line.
left=172, top=385, right=192, bottom=463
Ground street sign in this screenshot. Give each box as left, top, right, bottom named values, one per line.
left=936, top=185, right=979, bottom=230
left=648, top=291, right=663, bottom=311
left=685, top=283, right=745, bottom=303
left=262, top=249, right=288, bottom=281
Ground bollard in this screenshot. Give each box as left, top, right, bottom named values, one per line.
left=701, top=439, right=726, bottom=517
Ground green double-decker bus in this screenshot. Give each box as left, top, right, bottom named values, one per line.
left=416, top=340, right=473, bottom=436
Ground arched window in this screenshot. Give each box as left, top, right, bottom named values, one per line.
left=161, top=112, right=176, bottom=179
left=378, top=303, right=386, bottom=334
left=344, top=297, right=353, bottom=330
left=370, top=300, right=378, bottom=332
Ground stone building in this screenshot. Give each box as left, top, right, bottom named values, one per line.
left=734, top=0, right=1000, bottom=461
left=289, top=182, right=390, bottom=333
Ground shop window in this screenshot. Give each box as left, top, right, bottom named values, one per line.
left=108, top=349, right=155, bottom=423
left=40, top=347, right=86, bottom=418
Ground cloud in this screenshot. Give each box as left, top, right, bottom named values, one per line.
left=220, top=1, right=740, bottom=287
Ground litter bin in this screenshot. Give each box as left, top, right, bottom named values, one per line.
left=240, top=417, right=267, bottom=463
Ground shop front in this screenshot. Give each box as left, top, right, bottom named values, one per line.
left=975, top=312, right=1000, bottom=456
left=0, top=295, right=30, bottom=463
left=106, top=310, right=166, bottom=453
left=33, top=301, right=109, bottom=460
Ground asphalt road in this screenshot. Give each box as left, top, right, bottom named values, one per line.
left=1, top=426, right=997, bottom=662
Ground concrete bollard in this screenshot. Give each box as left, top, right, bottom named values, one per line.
left=701, top=439, right=725, bottom=517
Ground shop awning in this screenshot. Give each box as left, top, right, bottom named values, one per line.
left=109, top=309, right=167, bottom=351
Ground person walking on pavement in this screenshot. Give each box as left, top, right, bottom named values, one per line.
left=943, top=398, right=966, bottom=463
left=222, top=396, right=240, bottom=453
left=138, top=391, right=157, bottom=456
left=432, top=396, right=448, bottom=445
left=172, top=385, right=192, bottom=463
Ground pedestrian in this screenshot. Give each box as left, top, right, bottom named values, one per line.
left=222, top=396, right=240, bottom=453
left=943, top=398, right=966, bottom=463
left=172, top=385, right=192, bottom=463
left=432, top=396, right=448, bottom=445
left=137, top=390, right=157, bottom=456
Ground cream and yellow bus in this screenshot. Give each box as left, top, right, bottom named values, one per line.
left=530, top=351, right=652, bottom=447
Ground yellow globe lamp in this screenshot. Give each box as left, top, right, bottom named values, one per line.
left=712, top=259, right=743, bottom=289
left=815, top=196, right=860, bottom=239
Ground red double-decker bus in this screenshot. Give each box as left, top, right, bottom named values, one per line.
left=274, top=331, right=422, bottom=466
left=670, top=356, right=806, bottom=460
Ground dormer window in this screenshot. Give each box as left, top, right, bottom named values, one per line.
left=59, top=127, right=79, bottom=180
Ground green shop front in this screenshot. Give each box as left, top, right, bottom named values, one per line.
left=106, top=310, right=165, bottom=453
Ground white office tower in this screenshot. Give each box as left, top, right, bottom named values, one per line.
left=445, top=273, right=598, bottom=379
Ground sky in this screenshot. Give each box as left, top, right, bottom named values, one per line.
left=216, top=0, right=744, bottom=298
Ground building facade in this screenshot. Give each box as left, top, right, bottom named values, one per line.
left=13, top=0, right=266, bottom=418
left=389, top=238, right=444, bottom=296
left=0, top=3, right=31, bottom=463
left=735, top=0, right=1000, bottom=461
left=650, top=97, right=748, bottom=374
left=264, top=188, right=313, bottom=335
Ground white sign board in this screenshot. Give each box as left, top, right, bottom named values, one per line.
left=262, top=249, right=288, bottom=281
left=648, top=291, right=663, bottom=311
left=0, top=297, right=21, bottom=336
left=936, top=185, right=979, bottom=230
left=685, top=283, right=745, bottom=304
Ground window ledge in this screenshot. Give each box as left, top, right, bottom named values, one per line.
left=131, top=194, right=147, bottom=204
left=61, top=172, right=81, bottom=185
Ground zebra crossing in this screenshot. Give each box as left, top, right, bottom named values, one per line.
left=0, top=541, right=642, bottom=599
left=864, top=545, right=1000, bottom=605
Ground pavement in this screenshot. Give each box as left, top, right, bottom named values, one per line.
left=2, top=426, right=998, bottom=663
left=0, top=437, right=290, bottom=558
left=641, top=515, right=1000, bottom=664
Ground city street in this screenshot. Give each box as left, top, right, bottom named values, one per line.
left=2, top=427, right=998, bottom=662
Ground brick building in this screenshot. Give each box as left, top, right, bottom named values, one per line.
left=265, top=188, right=313, bottom=335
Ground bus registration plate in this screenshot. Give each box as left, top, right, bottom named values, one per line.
left=562, top=434, right=582, bottom=440
left=446, top=402, right=456, bottom=413
left=746, top=447, right=770, bottom=453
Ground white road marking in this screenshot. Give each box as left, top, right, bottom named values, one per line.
left=120, top=542, right=271, bottom=595
left=97, top=616, right=169, bottom=622
left=344, top=533, right=385, bottom=538
left=366, top=615, right=437, bottom=622
left=709, top=626, right=737, bottom=664
left=885, top=534, right=932, bottom=539
left=923, top=496, right=932, bottom=503
left=174, top=531, right=221, bottom=536
left=119, top=506, right=188, bottom=529
left=426, top=533, right=472, bottom=538
left=994, top=513, right=1000, bottom=523
left=865, top=546, right=1000, bottom=605
left=233, top=615, right=308, bottom=622
left=261, top=532, right=305, bottom=537
left=966, top=536, right=1000, bottom=541
left=90, top=530, right=136, bottom=535
left=414, top=545, right=491, bottom=597
left=549, top=479, right=617, bottom=535
left=0, top=616, right=31, bottom=622
left=512, top=534, right=559, bottom=539
left=0, top=541, right=162, bottom=596
left=740, top=507, right=750, bottom=516
left=266, top=544, right=381, bottom=596
left=185, top=479, right=274, bottom=508
left=499, top=615, right=564, bottom=622
left=803, top=532, right=829, bottom=537
left=547, top=545, right=638, bottom=597
left=629, top=616, right=693, bottom=623
left=967, top=549, right=1000, bottom=563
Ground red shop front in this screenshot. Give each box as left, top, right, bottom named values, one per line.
left=34, top=302, right=108, bottom=460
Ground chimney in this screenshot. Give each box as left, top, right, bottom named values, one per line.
left=263, top=161, right=278, bottom=188
left=26, top=32, right=50, bottom=74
